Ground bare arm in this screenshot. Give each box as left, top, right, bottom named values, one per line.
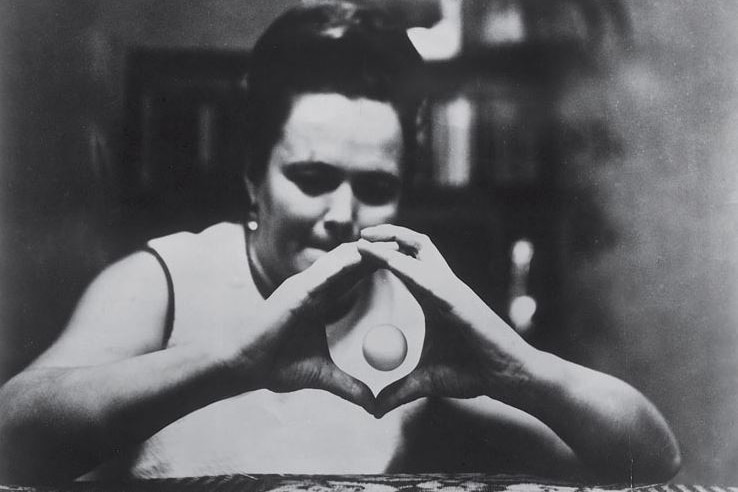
left=0, top=253, right=242, bottom=483
left=359, top=225, right=681, bottom=484
left=0, top=244, right=377, bottom=484
left=440, top=346, right=681, bottom=484
left=515, top=349, right=680, bottom=483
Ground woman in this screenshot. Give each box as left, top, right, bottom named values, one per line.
left=0, top=1, right=680, bottom=484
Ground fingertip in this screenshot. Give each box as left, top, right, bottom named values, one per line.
left=375, top=402, right=392, bottom=418
left=337, top=241, right=360, bottom=258
left=360, top=225, right=390, bottom=240
left=356, top=239, right=383, bottom=259
left=325, top=369, right=379, bottom=415
left=358, top=393, right=377, bottom=416
left=374, top=392, right=397, bottom=419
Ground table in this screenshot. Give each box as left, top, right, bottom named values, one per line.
left=1, top=475, right=736, bottom=492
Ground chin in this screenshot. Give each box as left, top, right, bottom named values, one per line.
left=295, top=248, right=327, bottom=271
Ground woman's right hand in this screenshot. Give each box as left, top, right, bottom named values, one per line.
left=230, top=242, right=377, bottom=413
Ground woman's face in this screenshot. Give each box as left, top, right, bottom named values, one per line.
left=247, top=93, right=404, bottom=288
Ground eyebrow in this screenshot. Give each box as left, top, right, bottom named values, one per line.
left=354, top=170, right=401, bottom=185
left=283, top=161, right=336, bottom=172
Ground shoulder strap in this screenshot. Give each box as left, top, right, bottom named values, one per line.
left=142, top=246, right=175, bottom=345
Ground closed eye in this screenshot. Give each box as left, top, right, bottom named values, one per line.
left=284, top=162, right=342, bottom=196
left=353, top=172, right=400, bottom=206
left=283, top=162, right=400, bottom=205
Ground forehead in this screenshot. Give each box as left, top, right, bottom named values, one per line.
left=271, top=93, right=404, bottom=175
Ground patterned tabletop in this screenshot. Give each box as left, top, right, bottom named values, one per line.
left=0, top=475, right=735, bottom=492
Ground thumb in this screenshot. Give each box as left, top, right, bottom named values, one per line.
left=374, top=371, right=431, bottom=418
left=318, top=364, right=377, bottom=415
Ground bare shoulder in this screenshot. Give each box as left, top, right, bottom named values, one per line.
left=31, top=251, right=170, bottom=368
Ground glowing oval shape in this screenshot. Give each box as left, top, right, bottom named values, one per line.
left=362, top=323, right=408, bottom=372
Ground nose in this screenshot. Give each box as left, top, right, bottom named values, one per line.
left=323, top=181, right=356, bottom=239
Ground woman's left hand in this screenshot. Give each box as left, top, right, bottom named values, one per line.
left=357, top=224, right=539, bottom=417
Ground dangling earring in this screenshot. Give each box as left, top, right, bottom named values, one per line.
left=246, top=203, right=259, bottom=232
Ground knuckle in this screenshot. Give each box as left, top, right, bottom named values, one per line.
left=334, top=243, right=350, bottom=254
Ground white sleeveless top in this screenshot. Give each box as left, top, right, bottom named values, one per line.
left=108, top=222, right=423, bottom=478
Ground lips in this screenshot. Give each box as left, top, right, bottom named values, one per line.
left=307, top=243, right=335, bottom=252
left=307, top=239, right=351, bottom=252
left=300, top=241, right=349, bottom=263
left=299, top=246, right=329, bottom=266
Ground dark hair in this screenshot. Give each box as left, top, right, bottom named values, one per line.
left=238, top=0, right=424, bottom=185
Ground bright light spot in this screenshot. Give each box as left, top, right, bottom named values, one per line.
left=407, top=0, right=461, bottom=60
left=509, top=295, right=537, bottom=332
left=483, top=4, right=526, bottom=44
left=512, top=239, right=534, bottom=267
left=447, top=96, right=473, bottom=130
left=433, top=96, right=474, bottom=187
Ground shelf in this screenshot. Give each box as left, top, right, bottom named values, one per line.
left=407, top=41, right=595, bottom=97
left=118, top=46, right=588, bottom=341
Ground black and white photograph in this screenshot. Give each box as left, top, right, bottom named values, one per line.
left=0, top=1, right=736, bottom=490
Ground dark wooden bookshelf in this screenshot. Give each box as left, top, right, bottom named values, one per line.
left=118, top=42, right=605, bottom=346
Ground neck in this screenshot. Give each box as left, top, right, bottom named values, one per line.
left=244, top=225, right=367, bottom=319
left=245, top=230, right=276, bottom=299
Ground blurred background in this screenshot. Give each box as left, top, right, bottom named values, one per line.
left=0, top=0, right=736, bottom=484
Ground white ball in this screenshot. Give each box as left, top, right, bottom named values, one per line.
left=362, top=324, right=408, bottom=372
